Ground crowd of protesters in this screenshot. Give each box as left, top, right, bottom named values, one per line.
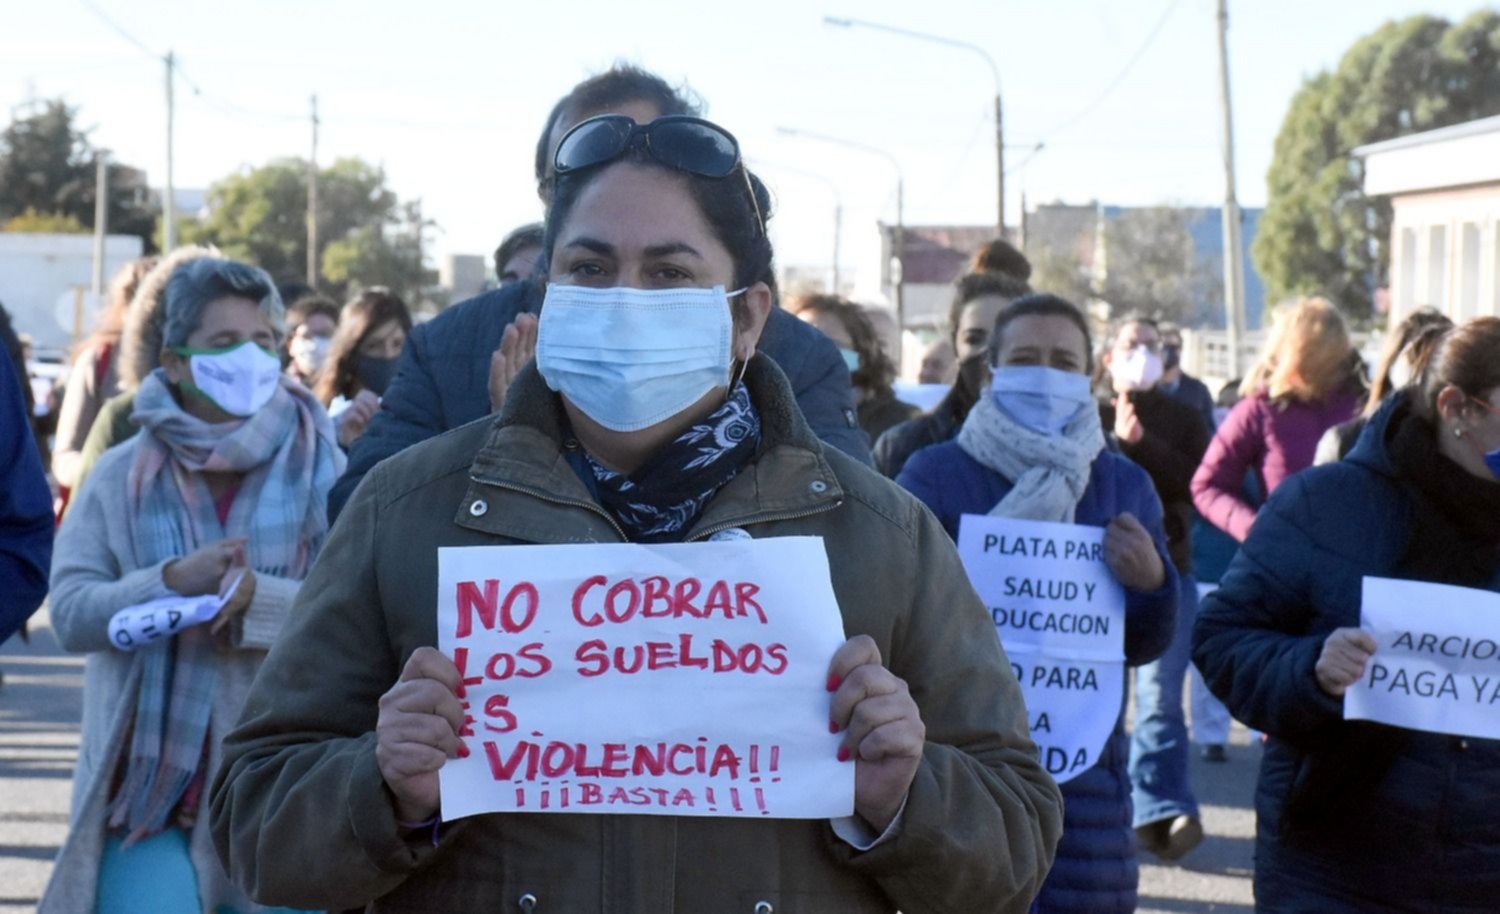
left=0, top=63, right=1496, bottom=914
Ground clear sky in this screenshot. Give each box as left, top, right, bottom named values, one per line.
left=4, top=0, right=1492, bottom=298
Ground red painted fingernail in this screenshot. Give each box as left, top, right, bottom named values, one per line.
left=837, top=746, right=851, bottom=762
left=826, top=674, right=841, bottom=692
left=828, top=721, right=840, bottom=734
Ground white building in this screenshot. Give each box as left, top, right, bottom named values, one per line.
left=0, top=233, right=145, bottom=353
left=1356, top=115, right=1500, bottom=323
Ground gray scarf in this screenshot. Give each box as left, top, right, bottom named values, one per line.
left=956, top=393, right=1105, bottom=522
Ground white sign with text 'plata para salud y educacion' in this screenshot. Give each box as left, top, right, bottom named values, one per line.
left=957, top=515, right=1126, bottom=784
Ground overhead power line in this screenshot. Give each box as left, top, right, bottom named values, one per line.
left=1036, top=0, right=1182, bottom=142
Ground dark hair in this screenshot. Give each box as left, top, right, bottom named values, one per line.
left=493, top=223, right=545, bottom=282
left=789, top=294, right=897, bottom=396
left=969, top=238, right=1032, bottom=282
left=276, top=280, right=316, bottom=309
left=533, top=66, right=702, bottom=188
left=1414, top=317, right=1500, bottom=423
left=1366, top=307, right=1453, bottom=415
left=544, top=149, right=776, bottom=299
left=948, top=271, right=1032, bottom=343
left=1109, top=312, right=1160, bottom=347
left=988, top=293, right=1095, bottom=372
left=935, top=350, right=990, bottom=425
left=286, top=294, right=341, bottom=331
left=314, top=288, right=413, bottom=405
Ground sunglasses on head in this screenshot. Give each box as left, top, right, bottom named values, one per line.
left=553, top=114, right=765, bottom=237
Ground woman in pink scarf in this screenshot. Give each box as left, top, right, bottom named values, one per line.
left=42, top=257, right=343, bottom=914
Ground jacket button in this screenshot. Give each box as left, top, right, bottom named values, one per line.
left=518, top=893, right=537, bottom=912
left=1459, top=739, right=1470, bottom=750
left=754, top=903, right=774, bottom=914
left=809, top=480, right=828, bottom=494
left=469, top=499, right=488, bottom=517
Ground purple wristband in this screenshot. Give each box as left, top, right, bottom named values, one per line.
left=396, top=814, right=442, bottom=847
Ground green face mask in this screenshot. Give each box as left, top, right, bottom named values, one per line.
left=172, top=340, right=283, bottom=417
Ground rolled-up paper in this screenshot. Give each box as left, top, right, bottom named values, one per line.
left=108, top=571, right=245, bottom=651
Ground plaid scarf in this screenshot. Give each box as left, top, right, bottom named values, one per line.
left=109, top=369, right=342, bottom=842
left=584, top=382, right=761, bottom=543
left=956, top=392, right=1105, bottom=523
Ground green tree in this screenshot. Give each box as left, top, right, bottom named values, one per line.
left=1025, top=245, right=1095, bottom=310
left=0, top=99, right=157, bottom=246
left=180, top=157, right=430, bottom=300
left=1099, top=207, right=1220, bottom=326
left=1254, top=11, right=1500, bottom=320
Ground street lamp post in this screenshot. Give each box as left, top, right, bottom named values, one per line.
left=778, top=127, right=905, bottom=351
left=825, top=16, right=1003, bottom=236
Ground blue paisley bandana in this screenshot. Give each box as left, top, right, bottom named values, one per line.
left=584, top=382, right=761, bottom=543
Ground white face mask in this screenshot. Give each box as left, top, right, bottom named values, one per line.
left=536, top=283, right=743, bottom=432
left=1110, top=345, right=1164, bottom=391
left=176, top=341, right=283, bottom=417
left=990, top=365, right=1094, bottom=435
left=288, top=334, right=331, bottom=375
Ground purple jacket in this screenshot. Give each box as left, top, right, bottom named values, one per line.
left=1191, top=389, right=1359, bottom=541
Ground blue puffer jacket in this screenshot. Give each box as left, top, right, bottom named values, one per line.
left=329, top=282, right=870, bottom=519
left=898, top=440, right=1177, bottom=914
left=0, top=345, right=52, bottom=644
left=1193, top=394, right=1500, bottom=913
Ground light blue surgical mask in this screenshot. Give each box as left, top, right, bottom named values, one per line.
left=838, top=348, right=860, bottom=372
left=989, top=365, right=1093, bottom=435
left=536, top=283, right=744, bottom=432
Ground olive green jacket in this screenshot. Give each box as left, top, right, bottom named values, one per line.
left=210, top=360, right=1062, bottom=914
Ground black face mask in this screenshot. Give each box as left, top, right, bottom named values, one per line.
left=355, top=354, right=398, bottom=396
left=1162, top=345, right=1181, bottom=371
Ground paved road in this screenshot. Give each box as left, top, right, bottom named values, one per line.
left=1, top=609, right=1258, bottom=912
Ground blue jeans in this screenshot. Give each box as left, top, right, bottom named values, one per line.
left=1129, top=573, right=1201, bottom=828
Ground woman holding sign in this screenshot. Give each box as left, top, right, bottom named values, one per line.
left=1194, top=317, right=1500, bottom=912
left=212, top=113, right=1063, bottom=913
left=897, top=293, right=1178, bottom=914
left=42, top=258, right=343, bottom=914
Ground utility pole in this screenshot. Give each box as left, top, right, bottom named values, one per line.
left=92, top=151, right=110, bottom=300
left=995, top=94, right=1006, bottom=237
left=163, top=50, right=177, bottom=251
left=832, top=200, right=842, bottom=295
left=307, top=94, right=319, bottom=286
left=1216, top=0, right=1247, bottom=379
left=893, top=179, right=905, bottom=353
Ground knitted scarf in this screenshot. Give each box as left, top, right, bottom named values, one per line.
left=584, top=382, right=761, bottom=543
left=955, top=391, right=1105, bottom=522
left=109, top=369, right=342, bottom=842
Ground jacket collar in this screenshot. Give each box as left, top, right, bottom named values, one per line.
left=456, top=357, right=844, bottom=543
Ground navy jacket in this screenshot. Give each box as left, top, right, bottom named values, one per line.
left=898, top=440, right=1177, bottom=914
left=0, top=346, right=52, bottom=644
left=330, top=283, right=869, bottom=519
left=1194, top=395, right=1500, bottom=913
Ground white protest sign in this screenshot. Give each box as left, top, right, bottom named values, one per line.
left=1346, top=577, right=1500, bottom=740
left=107, top=571, right=245, bottom=651
left=436, top=537, right=853, bottom=822
left=957, top=515, right=1127, bottom=783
